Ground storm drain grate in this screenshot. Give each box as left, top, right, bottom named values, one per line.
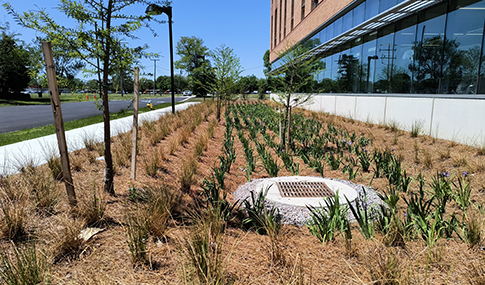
left=276, top=181, right=334, bottom=198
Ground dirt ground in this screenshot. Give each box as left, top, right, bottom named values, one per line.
left=2, top=100, right=485, bottom=284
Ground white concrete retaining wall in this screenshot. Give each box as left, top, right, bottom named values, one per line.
left=272, top=93, right=485, bottom=146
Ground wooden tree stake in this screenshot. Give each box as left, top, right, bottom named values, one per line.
left=42, top=42, right=76, bottom=206
left=131, top=67, right=140, bottom=180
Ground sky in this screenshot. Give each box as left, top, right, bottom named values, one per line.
left=1, top=0, right=270, bottom=80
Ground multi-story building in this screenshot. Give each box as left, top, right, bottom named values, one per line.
left=270, top=0, right=485, bottom=94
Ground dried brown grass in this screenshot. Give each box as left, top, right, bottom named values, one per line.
left=74, top=182, right=107, bottom=226
left=46, top=213, right=86, bottom=262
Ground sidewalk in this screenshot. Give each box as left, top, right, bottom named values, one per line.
left=0, top=99, right=198, bottom=176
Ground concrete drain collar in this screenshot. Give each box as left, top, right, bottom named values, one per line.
left=255, top=176, right=358, bottom=207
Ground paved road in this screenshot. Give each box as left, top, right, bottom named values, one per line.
left=0, top=97, right=188, bottom=134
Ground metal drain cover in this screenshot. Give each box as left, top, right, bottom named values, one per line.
left=276, top=181, right=334, bottom=198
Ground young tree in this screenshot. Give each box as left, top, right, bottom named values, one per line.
left=5, top=0, right=169, bottom=195
left=271, top=43, right=323, bottom=151
left=208, top=44, right=243, bottom=121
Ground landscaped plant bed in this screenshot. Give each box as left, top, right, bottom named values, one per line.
left=0, top=100, right=485, bottom=284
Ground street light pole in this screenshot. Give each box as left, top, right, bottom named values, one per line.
left=146, top=4, right=175, bottom=114
left=151, top=57, right=159, bottom=96
left=168, top=12, right=175, bottom=114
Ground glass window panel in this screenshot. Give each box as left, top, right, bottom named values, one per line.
left=334, top=17, right=343, bottom=36
left=394, top=15, right=417, bottom=93
left=331, top=52, right=342, bottom=92
left=337, top=44, right=354, bottom=93
left=353, top=3, right=365, bottom=26
left=305, top=34, right=321, bottom=50
left=351, top=38, right=364, bottom=92
left=327, top=23, right=335, bottom=40
left=375, top=25, right=395, bottom=93
left=414, top=3, right=447, bottom=93
left=444, top=0, right=485, bottom=94
left=320, top=28, right=327, bottom=44
left=362, top=32, right=378, bottom=92
left=365, top=0, right=380, bottom=21
left=342, top=11, right=353, bottom=33
left=380, top=0, right=397, bottom=13
left=319, top=55, right=334, bottom=92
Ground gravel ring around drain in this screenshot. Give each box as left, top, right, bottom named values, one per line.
left=233, top=176, right=385, bottom=226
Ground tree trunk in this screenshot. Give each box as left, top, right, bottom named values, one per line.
left=102, top=0, right=115, bottom=195
left=286, top=105, right=292, bottom=153
left=216, top=93, right=221, bottom=121
left=279, top=105, right=284, bottom=150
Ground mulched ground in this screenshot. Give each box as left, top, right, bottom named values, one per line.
left=2, top=100, right=485, bottom=284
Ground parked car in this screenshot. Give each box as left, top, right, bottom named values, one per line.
left=182, top=90, right=192, bottom=96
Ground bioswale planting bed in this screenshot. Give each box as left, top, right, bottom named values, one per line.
left=1, top=100, right=485, bottom=284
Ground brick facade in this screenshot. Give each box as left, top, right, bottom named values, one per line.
left=270, top=0, right=353, bottom=62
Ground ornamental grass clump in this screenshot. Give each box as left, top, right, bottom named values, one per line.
left=112, top=130, right=133, bottom=168
left=0, top=242, right=48, bottom=285
left=346, top=188, right=376, bottom=240
left=179, top=154, right=198, bottom=193
left=358, top=148, right=372, bottom=172
left=179, top=209, right=235, bottom=285
left=257, top=144, right=280, bottom=177
left=0, top=200, right=28, bottom=241
left=75, top=182, right=107, bottom=226
left=46, top=152, right=63, bottom=180
left=241, top=187, right=281, bottom=236
left=452, top=172, right=473, bottom=212
left=47, top=213, right=85, bottom=261
left=143, top=152, right=160, bottom=178
left=125, top=206, right=149, bottom=265
left=306, top=191, right=350, bottom=245
left=201, top=173, right=238, bottom=223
